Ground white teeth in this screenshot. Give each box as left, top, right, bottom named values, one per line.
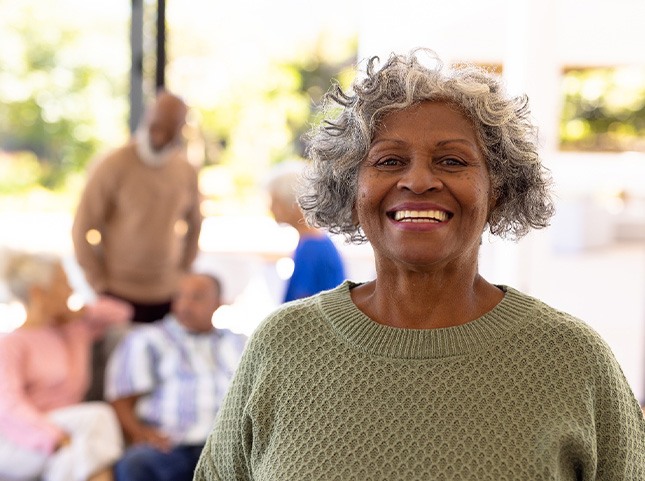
left=393, top=210, right=448, bottom=222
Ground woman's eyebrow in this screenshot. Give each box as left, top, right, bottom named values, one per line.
left=435, top=138, right=479, bottom=149
left=369, top=138, right=406, bottom=147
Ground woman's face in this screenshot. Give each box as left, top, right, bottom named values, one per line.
left=354, top=101, right=494, bottom=272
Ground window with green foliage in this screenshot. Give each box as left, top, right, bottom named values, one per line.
left=560, top=66, right=645, bottom=152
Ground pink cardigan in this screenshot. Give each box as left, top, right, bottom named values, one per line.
left=0, top=297, right=130, bottom=454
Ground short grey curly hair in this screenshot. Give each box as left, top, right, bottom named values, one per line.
left=300, top=49, right=554, bottom=243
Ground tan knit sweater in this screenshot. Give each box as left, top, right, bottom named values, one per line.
left=194, top=281, right=645, bottom=480
left=72, top=142, right=202, bottom=303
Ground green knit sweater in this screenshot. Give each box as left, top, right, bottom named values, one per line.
left=194, top=281, right=645, bottom=480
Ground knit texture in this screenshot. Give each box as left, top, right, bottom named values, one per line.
left=194, top=281, right=645, bottom=480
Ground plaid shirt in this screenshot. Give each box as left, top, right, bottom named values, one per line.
left=105, top=315, right=246, bottom=445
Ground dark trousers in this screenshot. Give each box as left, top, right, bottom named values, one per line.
left=115, top=444, right=205, bottom=481
left=105, top=292, right=172, bottom=324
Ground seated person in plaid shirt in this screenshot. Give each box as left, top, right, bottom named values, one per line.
left=105, top=272, right=246, bottom=481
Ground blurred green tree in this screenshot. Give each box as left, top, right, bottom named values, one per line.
left=0, top=0, right=357, bottom=214
left=185, top=35, right=358, bottom=215
left=560, top=66, right=645, bottom=152
left=0, top=1, right=130, bottom=192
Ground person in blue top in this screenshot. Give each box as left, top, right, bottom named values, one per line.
left=266, top=160, right=346, bottom=302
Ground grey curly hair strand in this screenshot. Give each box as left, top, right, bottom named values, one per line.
left=299, top=49, right=554, bottom=243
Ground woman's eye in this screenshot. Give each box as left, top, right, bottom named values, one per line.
left=376, top=157, right=401, bottom=167
left=440, top=157, right=466, bottom=167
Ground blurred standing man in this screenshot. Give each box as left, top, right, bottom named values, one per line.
left=72, top=89, right=203, bottom=324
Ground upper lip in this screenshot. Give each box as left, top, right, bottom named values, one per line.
left=386, top=203, right=453, bottom=221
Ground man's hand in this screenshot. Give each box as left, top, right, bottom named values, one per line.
left=111, top=395, right=172, bottom=452
left=55, top=433, right=72, bottom=451
left=131, top=425, right=172, bottom=452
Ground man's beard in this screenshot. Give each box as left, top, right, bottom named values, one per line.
left=134, top=128, right=181, bottom=167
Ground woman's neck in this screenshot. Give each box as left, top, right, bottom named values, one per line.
left=20, top=304, right=73, bottom=329
left=351, top=270, right=503, bottom=330
left=21, top=306, right=51, bottom=329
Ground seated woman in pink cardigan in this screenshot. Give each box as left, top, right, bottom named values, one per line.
left=0, top=250, right=132, bottom=481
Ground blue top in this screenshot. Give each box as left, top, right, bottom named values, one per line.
left=283, top=235, right=346, bottom=302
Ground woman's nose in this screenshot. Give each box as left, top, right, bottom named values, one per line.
left=397, top=160, right=443, bottom=194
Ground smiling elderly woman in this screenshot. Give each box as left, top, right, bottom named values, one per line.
left=194, top=50, right=645, bottom=480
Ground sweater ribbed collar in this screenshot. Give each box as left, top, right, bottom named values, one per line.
left=319, top=281, right=536, bottom=360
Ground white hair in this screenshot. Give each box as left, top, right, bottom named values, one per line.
left=264, top=160, right=308, bottom=204
left=1, top=250, right=59, bottom=304
left=134, top=127, right=181, bottom=168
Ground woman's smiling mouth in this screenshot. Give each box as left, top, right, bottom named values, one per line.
left=390, top=209, right=451, bottom=223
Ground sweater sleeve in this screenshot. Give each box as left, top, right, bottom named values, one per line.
left=180, top=164, right=203, bottom=270
left=82, top=295, right=133, bottom=340
left=71, top=155, right=116, bottom=293
left=194, top=335, right=256, bottom=481
left=0, top=336, right=66, bottom=454
left=591, top=339, right=645, bottom=478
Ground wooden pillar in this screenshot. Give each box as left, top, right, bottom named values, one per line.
left=156, top=0, right=166, bottom=90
